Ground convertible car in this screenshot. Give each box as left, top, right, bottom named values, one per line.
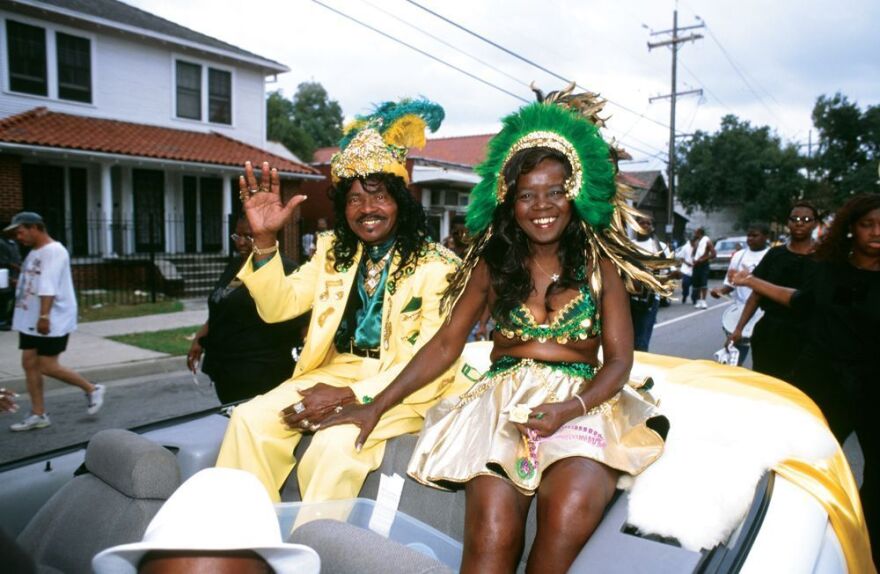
left=0, top=344, right=874, bottom=573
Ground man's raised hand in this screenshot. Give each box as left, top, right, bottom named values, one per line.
left=239, top=161, right=306, bottom=245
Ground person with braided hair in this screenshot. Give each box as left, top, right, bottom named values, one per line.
left=322, top=86, right=670, bottom=572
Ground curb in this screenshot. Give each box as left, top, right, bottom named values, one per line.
left=0, top=355, right=187, bottom=395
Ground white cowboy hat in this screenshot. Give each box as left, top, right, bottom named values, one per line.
left=92, top=467, right=320, bottom=573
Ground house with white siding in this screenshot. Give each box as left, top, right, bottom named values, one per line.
left=0, top=0, right=319, bottom=259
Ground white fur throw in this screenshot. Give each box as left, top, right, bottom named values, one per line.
left=620, top=362, right=837, bottom=551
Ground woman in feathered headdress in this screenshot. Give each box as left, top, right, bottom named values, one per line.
left=323, top=86, right=671, bottom=572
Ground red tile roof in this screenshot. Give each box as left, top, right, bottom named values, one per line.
left=313, top=134, right=495, bottom=167
left=0, top=108, right=318, bottom=176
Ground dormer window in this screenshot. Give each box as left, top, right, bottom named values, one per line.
left=174, top=58, right=232, bottom=125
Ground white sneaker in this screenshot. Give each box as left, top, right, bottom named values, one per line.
left=696, top=300, right=707, bottom=309
left=10, top=412, right=51, bottom=431
left=87, top=384, right=105, bottom=415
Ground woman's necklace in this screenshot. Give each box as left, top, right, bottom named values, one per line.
left=532, top=257, right=560, bottom=283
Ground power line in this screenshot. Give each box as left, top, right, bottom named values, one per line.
left=702, top=24, right=790, bottom=131
left=310, top=0, right=529, bottom=104
left=314, top=0, right=667, bottom=163
left=405, top=0, right=678, bottom=134
left=356, top=0, right=531, bottom=91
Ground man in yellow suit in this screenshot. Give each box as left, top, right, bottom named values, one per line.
left=216, top=99, right=459, bottom=502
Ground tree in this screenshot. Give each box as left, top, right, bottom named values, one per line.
left=677, top=115, right=805, bottom=228
left=808, top=93, right=880, bottom=207
left=265, top=82, right=343, bottom=162
left=291, top=82, right=343, bottom=149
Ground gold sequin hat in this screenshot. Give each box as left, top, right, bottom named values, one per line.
left=330, top=98, right=445, bottom=184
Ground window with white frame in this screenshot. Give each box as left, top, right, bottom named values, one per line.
left=5, top=19, right=92, bottom=102
left=175, top=59, right=232, bottom=125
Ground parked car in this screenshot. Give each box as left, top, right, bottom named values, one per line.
left=0, top=344, right=869, bottom=573
left=710, top=236, right=747, bottom=276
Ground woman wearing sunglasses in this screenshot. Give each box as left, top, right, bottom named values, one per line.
left=727, top=201, right=818, bottom=380
left=187, top=214, right=307, bottom=404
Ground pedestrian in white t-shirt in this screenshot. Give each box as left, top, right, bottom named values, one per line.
left=710, top=223, right=771, bottom=365
left=4, top=212, right=105, bottom=432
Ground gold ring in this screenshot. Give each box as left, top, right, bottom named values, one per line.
left=258, top=185, right=270, bottom=193
left=300, top=419, right=310, bottom=428
left=334, top=405, right=343, bottom=414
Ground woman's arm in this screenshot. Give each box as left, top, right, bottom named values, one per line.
left=730, top=270, right=795, bottom=307
left=187, top=322, right=209, bottom=373
left=320, top=262, right=490, bottom=447
left=728, top=291, right=761, bottom=345
left=578, top=258, right=632, bottom=410
left=373, top=261, right=490, bottom=412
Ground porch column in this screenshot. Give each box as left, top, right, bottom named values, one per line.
left=222, top=175, right=232, bottom=253
left=100, top=163, right=113, bottom=256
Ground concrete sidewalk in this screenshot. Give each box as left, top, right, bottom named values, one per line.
left=0, top=304, right=207, bottom=393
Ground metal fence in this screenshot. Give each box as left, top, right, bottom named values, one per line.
left=68, top=215, right=235, bottom=307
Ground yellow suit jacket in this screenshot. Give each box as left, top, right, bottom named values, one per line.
left=238, top=232, right=460, bottom=409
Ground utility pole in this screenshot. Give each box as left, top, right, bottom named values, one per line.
left=648, top=9, right=704, bottom=238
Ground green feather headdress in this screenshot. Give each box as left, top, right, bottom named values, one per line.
left=442, top=85, right=672, bottom=315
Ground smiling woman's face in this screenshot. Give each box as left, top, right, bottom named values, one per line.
left=344, top=178, right=399, bottom=246
left=512, top=158, right=572, bottom=246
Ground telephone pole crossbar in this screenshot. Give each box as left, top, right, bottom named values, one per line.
left=647, top=9, right=704, bottom=238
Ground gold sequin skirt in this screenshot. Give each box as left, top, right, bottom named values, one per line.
left=407, top=357, right=667, bottom=495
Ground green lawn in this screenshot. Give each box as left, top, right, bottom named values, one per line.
left=109, top=325, right=201, bottom=356
left=78, top=300, right=184, bottom=323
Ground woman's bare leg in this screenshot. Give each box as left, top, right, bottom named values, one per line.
left=462, top=475, right=531, bottom=574
left=527, top=457, right=619, bottom=573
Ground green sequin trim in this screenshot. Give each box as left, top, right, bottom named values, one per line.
left=486, top=355, right=596, bottom=380
left=493, top=285, right=600, bottom=344
left=386, top=241, right=459, bottom=295
left=361, top=395, right=373, bottom=404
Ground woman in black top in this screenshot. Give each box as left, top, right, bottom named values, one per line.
left=729, top=201, right=818, bottom=381
left=187, top=216, right=306, bottom=404
left=733, top=193, right=880, bottom=564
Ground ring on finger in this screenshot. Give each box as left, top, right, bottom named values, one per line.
left=300, top=419, right=311, bottom=429
left=334, top=405, right=343, bottom=414
left=248, top=187, right=259, bottom=194
left=258, top=185, right=270, bottom=193
left=292, top=402, right=305, bottom=414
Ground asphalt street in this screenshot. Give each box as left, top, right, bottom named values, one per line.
left=0, top=371, right=219, bottom=464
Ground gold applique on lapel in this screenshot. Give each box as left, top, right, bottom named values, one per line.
left=319, top=279, right=344, bottom=302
left=317, top=307, right=335, bottom=327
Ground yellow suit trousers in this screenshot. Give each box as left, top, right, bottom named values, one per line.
left=215, top=352, right=423, bottom=503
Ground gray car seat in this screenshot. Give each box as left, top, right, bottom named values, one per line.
left=16, top=429, right=180, bottom=574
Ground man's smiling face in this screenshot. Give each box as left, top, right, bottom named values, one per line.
left=344, top=177, right=399, bottom=246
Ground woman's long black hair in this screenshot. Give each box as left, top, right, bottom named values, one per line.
left=328, top=173, right=430, bottom=282
left=482, top=147, right=588, bottom=318
left=814, top=193, right=880, bottom=263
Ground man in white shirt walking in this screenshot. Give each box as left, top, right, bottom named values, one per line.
left=710, top=222, right=771, bottom=365
left=5, top=212, right=105, bottom=431
left=691, top=227, right=716, bottom=309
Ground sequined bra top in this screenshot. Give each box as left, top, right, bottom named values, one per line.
left=493, top=284, right=601, bottom=344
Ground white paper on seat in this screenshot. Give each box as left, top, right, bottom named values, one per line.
left=368, top=473, right=404, bottom=538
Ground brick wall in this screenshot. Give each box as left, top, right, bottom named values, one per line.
left=0, top=155, right=23, bottom=224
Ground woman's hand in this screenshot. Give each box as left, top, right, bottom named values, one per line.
left=319, top=402, right=383, bottom=452
left=729, top=269, right=752, bottom=287
left=514, top=400, right=578, bottom=439
left=239, top=161, right=307, bottom=245
left=186, top=339, right=203, bottom=373
left=280, top=383, right=356, bottom=430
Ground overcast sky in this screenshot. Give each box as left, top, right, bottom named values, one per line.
left=128, top=0, right=879, bottom=171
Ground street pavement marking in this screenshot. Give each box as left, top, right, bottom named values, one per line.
left=654, top=300, right=733, bottom=329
